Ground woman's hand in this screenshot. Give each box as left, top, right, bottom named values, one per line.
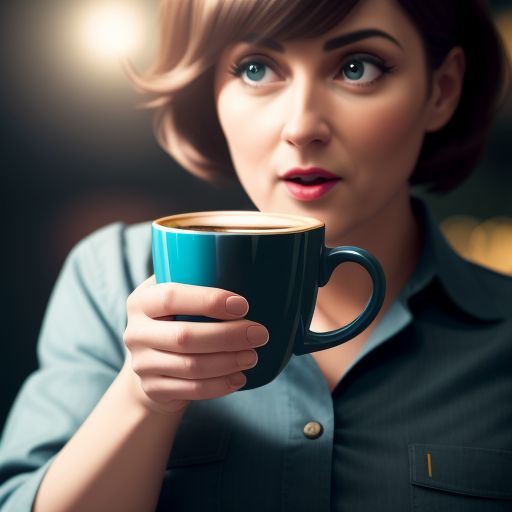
left=122, top=276, right=269, bottom=415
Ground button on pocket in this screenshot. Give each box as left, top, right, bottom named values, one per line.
left=409, top=443, right=512, bottom=512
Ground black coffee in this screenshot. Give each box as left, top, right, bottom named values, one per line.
left=171, top=225, right=291, bottom=232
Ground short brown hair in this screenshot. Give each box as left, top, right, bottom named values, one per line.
left=128, top=0, right=510, bottom=192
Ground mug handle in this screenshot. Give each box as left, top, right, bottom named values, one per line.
left=294, top=246, right=386, bottom=355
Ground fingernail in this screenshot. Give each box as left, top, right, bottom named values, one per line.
left=236, top=350, right=258, bottom=368
left=226, top=296, right=249, bottom=316
left=228, top=373, right=247, bottom=388
left=246, top=325, right=269, bottom=346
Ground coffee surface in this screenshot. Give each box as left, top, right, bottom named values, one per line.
left=171, top=225, right=291, bottom=232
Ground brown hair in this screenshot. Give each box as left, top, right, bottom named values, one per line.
left=128, top=0, right=510, bottom=192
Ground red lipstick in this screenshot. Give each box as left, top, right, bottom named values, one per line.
left=281, top=167, right=340, bottom=180
left=280, top=167, right=341, bottom=201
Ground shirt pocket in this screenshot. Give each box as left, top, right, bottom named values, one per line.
left=409, top=443, right=512, bottom=512
left=155, top=420, right=231, bottom=512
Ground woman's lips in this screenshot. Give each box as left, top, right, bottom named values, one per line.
left=280, top=167, right=340, bottom=180
left=279, top=166, right=341, bottom=201
left=282, top=179, right=340, bottom=201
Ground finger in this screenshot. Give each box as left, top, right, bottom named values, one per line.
left=139, top=275, right=156, bottom=288
left=127, top=275, right=158, bottom=315
left=124, top=318, right=269, bottom=353
left=132, top=349, right=259, bottom=380
left=134, top=282, right=250, bottom=320
left=140, top=372, right=247, bottom=402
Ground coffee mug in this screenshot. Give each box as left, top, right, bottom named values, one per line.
left=152, top=211, right=386, bottom=390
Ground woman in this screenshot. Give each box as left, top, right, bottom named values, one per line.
left=0, top=0, right=510, bottom=510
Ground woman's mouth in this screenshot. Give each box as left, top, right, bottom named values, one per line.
left=282, top=178, right=340, bottom=201
left=280, top=168, right=341, bottom=201
left=280, top=167, right=341, bottom=201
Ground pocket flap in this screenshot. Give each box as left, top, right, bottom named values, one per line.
left=167, top=420, right=230, bottom=468
left=409, top=444, right=512, bottom=500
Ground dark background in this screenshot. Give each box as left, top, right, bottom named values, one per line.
left=1, top=1, right=511, bottom=431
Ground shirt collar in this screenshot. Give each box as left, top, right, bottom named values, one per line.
left=406, top=196, right=508, bottom=322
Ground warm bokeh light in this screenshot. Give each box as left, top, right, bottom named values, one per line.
left=80, top=3, right=141, bottom=59
left=442, top=216, right=512, bottom=276
left=496, top=9, right=512, bottom=66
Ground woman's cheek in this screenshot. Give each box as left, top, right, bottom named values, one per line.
left=344, top=94, right=426, bottom=175
left=219, top=96, right=272, bottom=160
left=350, top=93, right=418, bottom=144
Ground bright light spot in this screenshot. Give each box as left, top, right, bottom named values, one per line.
left=81, top=3, right=140, bottom=58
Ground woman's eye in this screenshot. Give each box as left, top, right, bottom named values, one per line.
left=229, top=55, right=393, bottom=88
left=229, top=60, right=279, bottom=87
left=339, top=57, right=391, bottom=86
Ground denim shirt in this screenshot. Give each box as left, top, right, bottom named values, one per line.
left=0, top=197, right=511, bottom=511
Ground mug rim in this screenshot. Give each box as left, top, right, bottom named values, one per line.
left=152, top=210, right=324, bottom=234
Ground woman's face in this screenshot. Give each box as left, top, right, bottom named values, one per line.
left=214, top=0, right=440, bottom=243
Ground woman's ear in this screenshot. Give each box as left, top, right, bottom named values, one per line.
left=425, top=46, right=466, bottom=132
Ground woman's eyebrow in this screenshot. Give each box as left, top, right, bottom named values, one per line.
left=238, top=28, right=403, bottom=53
left=324, top=28, right=403, bottom=51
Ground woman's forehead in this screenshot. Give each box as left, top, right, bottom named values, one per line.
left=220, top=0, right=415, bottom=54
left=213, top=0, right=361, bottom=44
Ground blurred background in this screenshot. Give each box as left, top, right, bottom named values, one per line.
left=1, top=1, right=511, bottom=431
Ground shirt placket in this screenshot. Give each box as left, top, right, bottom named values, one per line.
left=281, top=355, right=334, bottom=512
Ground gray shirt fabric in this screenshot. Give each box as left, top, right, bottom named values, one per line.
left=0, top=197, right=511, bottom=511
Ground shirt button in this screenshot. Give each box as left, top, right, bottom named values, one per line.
left=303, top=421, right=323, bottom=439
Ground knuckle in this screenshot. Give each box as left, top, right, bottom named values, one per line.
left=142, top=379, right=173, bottom=403
left=123, top=323, right=142, bottom=350
left=141, top=379, right=159, bottom=400
left=130, top=357, right=143, bottom=375
left=202, top=291, right=219, bottom=315
left=181, top=355, right=195, bottom=374
left=188, top=379, right=204, bottom=396
left=123, top=328, right=135, bottom=349
left=126, top=292, right=138, bottom=314
left=161, top=285, right=176, bottom=314
left=233, top=351, right=245, bottom=369
left=130, top=355, right=151, bottom=377
left=224, top=376, right=236, bottom=392
left=173, top=324, right=189, bottom=350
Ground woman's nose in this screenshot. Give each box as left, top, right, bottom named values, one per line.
left=280, top=80, right=331, bottom=148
